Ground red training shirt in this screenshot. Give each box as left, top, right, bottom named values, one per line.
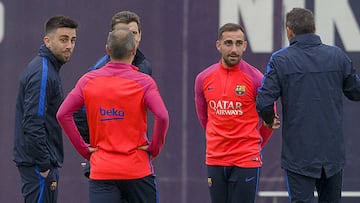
left=194, top=60, right=273, bottom=168
left=57, top=62, right=169, bottom=180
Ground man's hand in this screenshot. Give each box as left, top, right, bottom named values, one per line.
left=40, top=169, right=50, bottom=178
left=265, top=115, right=281, bottom=129
left=138, top=145, right=155, bottom=160
left=88, top=146, right=98, bottom=153
left=138, top=145, right=149, bottom=151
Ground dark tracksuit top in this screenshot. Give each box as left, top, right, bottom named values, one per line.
left=74, top=49, right=152, bottom=142
left=256, top=33, right=360, bottom=178
left=14, top=44, right=65, bottom=172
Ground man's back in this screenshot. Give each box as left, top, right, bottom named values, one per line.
left=257, top=8, right=360, bottom=202
left=274, top=34, right=348, bottom=128
left=268, top=33, right=360, bottom=177
left=74, top=49, right=152, bottom=143
left=57, top=60, right=169, bottom=180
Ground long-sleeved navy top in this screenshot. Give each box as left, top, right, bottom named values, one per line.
left=256, top=33, right=360, bottom=178
left=14, top=45, right=65, bottom=172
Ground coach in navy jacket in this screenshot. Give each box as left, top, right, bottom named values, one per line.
left=256, top=8, right=360, bottom=202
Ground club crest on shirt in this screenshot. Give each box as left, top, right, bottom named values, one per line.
left=235, top=85, right=246, bottom=96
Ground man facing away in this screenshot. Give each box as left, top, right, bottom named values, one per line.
left=13, top=15, right=78, bottom=203
left=257, top=8, right=360, bottom=203
left=73, top=11, right=152, bottom=178
left=194, top=23, right=279, bottom=203
left=57, top=28, right=169, bottom=203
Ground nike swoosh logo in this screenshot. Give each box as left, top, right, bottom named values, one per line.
left=207, top=87, right=215, bottom=91
left=245, top=177, right=255, bottom=182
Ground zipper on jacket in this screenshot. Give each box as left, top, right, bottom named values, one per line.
left=223, top=69, right=230, bottom=95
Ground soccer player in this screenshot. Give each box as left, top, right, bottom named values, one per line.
left=14, top=15, right=78, bottom=203
left=57, top=28, right=169, bottom=203
left=194, top=23, right=278, bottom=203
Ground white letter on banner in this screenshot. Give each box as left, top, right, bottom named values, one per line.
left=315, top=0, right=360, bottom=52
left=219, top=0, right=274, bottom=53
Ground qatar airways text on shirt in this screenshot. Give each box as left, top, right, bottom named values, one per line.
left=208, top=100, right=243, bottom=116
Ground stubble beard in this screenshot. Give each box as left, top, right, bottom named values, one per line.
left=223, top=55, right=240, bottom=67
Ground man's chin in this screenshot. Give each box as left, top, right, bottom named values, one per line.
left=61, top=56, right=71, bottom=63
left=224, top=59, right=240, bottom=67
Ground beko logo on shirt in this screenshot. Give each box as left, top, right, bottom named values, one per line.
left=208, top=100, right=243, bottom=115
left=99, top=107, right=125, bottom=121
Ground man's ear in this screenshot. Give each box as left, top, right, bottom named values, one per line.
left=242, top=40, right=248, bottom=52
left=105, top=45, right=111, bottom=55
left=131, top=46, right=136, bottom=56
left=286, top=27, right=295, bottom=40
left=216, top=40, right=221, bottom=52
left=138, top=31, right=142, bottom=43
left=43, top=36, right=50, bottom=47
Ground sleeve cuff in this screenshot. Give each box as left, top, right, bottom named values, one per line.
left=38, top=163, right=52, bottom=172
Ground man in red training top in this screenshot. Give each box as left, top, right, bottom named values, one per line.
left=57, top=28, right=169, bottom=203
left=194, top=23, right=279, bottom=203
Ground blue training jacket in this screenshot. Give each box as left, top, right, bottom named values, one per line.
left=256, top=33, right=360, bottom=178
left=14, top=45, right=65, bottom=172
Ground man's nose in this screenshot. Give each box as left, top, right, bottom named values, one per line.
left=66, top=40, right=75, bottom=49
left=230, top=43, right=238, bottom=51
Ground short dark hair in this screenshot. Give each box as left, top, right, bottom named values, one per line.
left=286, top=8, right=315, bottom=35
left=218, top=23, right=246, bottom=40
left=107, top=28, right=135, bottom=60
left=111, top=11, right=141, bottom=32
left=44, top=15, right=78, bottom=35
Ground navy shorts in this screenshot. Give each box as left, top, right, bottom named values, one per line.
left=207, top=165, right=260, bottom=203
left=89, top=174, right=158, bottom=203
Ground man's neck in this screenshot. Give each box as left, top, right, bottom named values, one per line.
left=111, top=57, right=133, bottom=64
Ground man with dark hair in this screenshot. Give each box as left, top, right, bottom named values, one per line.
left=194, top=23, right=278, bottom=203
left=14, top=15, right=78, bottom=203
left=257, top=8, right=360, bottom=202
left=73, top=11, right=152, bottom=177
left=57, top=28, right=169, bottom=203
left=90, top=10, right=151, bottom=75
